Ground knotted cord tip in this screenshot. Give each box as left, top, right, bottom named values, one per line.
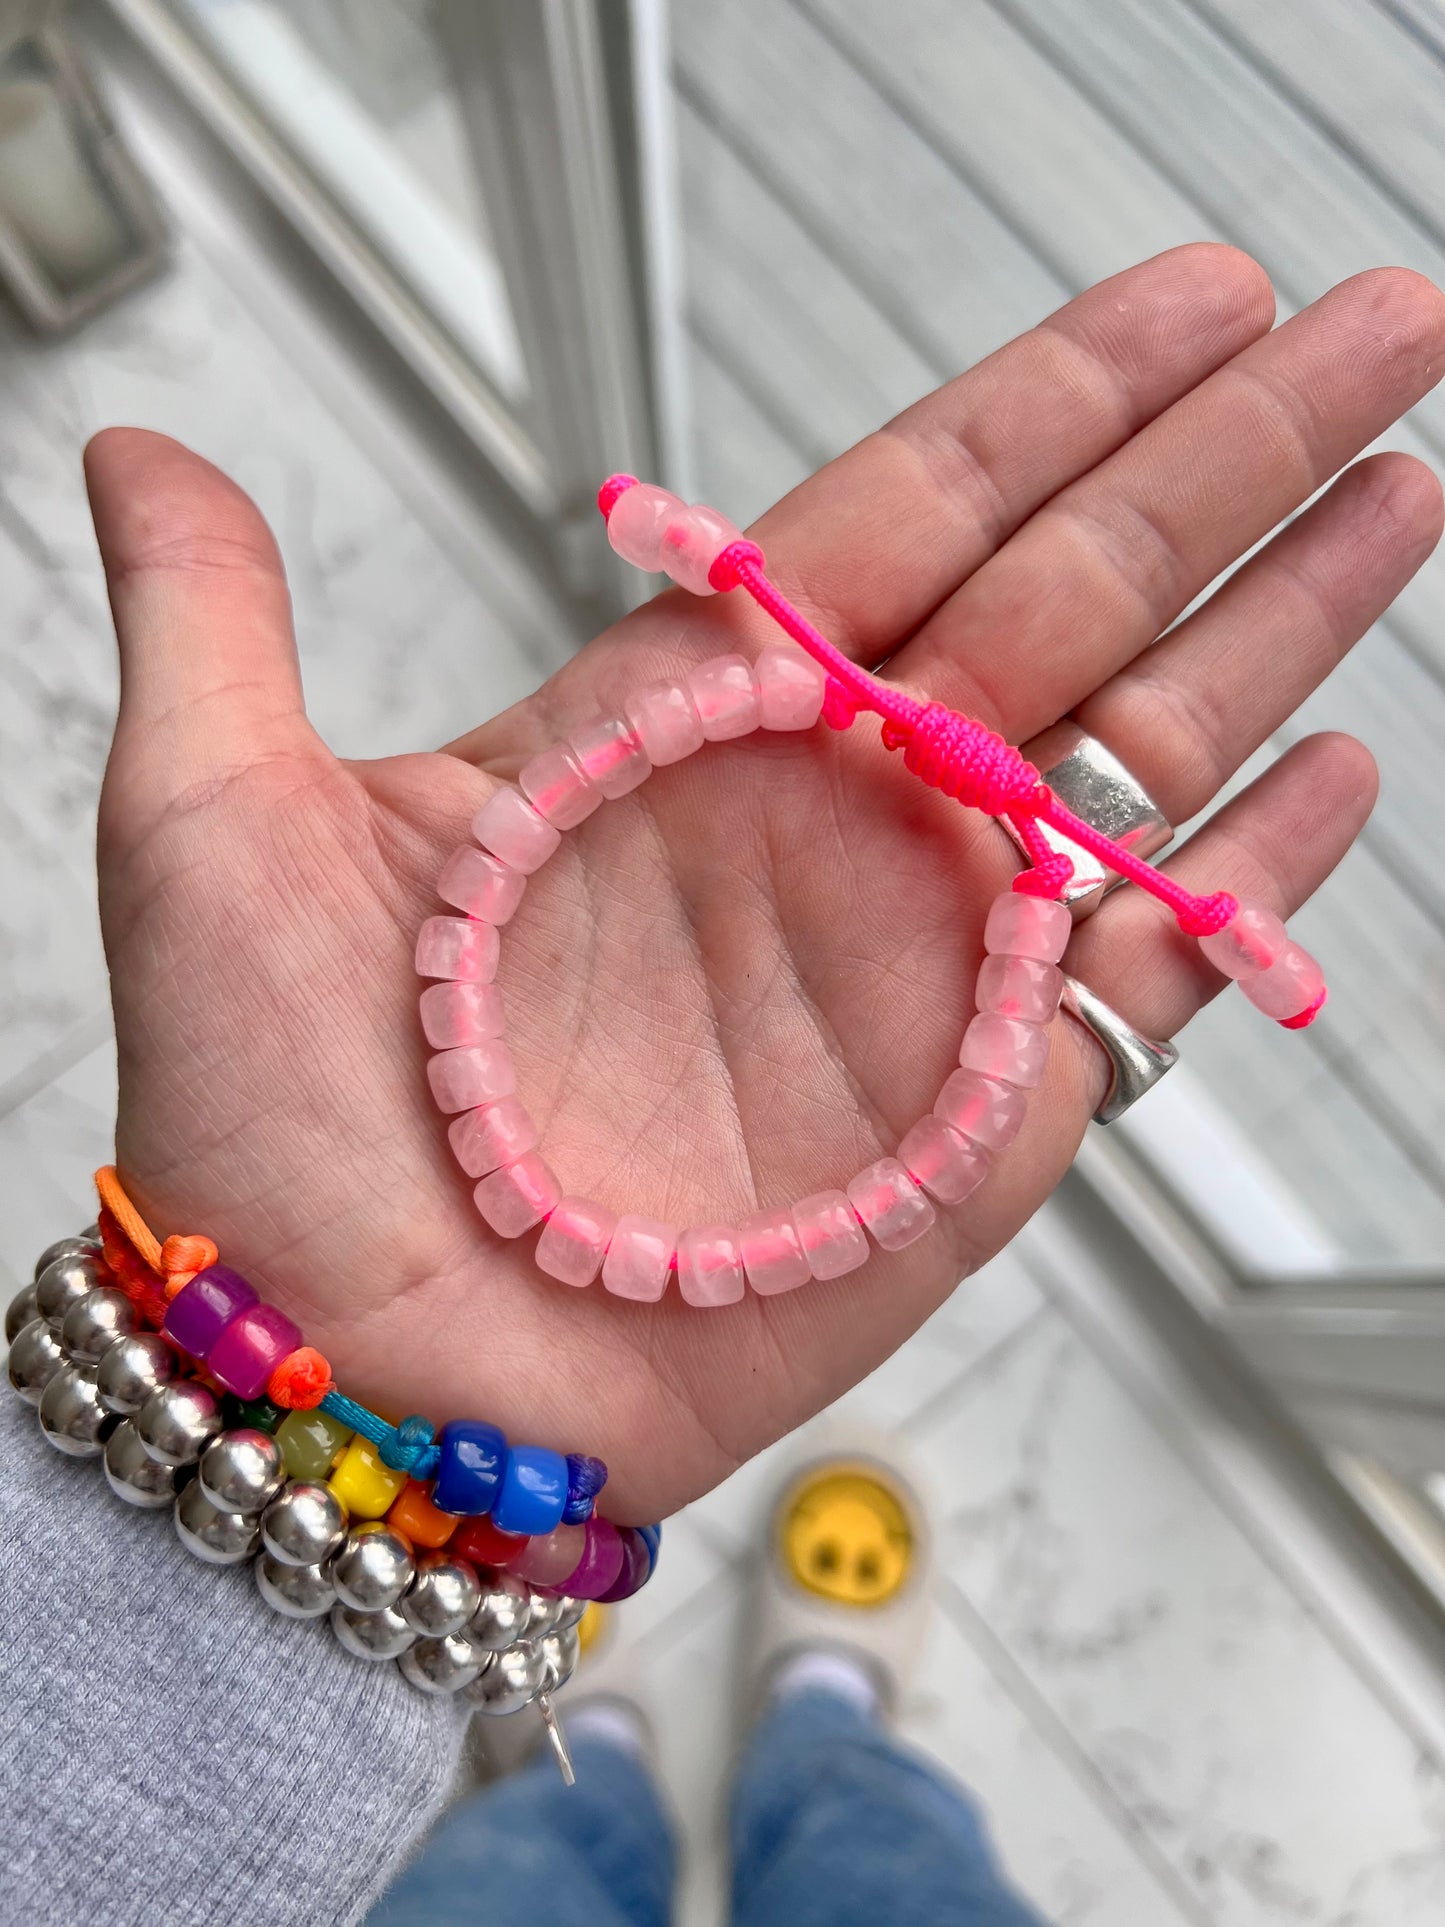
left=1177, top=890, right=1238, bottom=938
left=596, top=474, right=638, bottom=519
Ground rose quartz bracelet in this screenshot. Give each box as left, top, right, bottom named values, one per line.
left=414, top=479, right=1328, bottom=1309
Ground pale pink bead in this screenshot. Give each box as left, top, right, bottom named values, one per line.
left=419, top=981, right=504, bottom=1049
left=976, top=954, right=1063, bottom=1025
left=658, top=503, right=743, bottom=596
left=1240, top=940, right=1327, bottom=1022
left=1198, top=896, right=1289, bottom=980
left=471, top=787, right=561, bottom=875
left=625, top=679, right=705, bottom=766
left=687, top=655, right=761, bottom=740
left=519, top=743, right=602, bottom=831
left=934, top=1069, right=1026, bottom=1151
left=415, top=915, right=500, bottom=984
left=959, top=1013, right=1050, bottom=1090
left=509, top=1522, right=588, bottom=1588
left=535, top=1195, right=616, bottom=1288
left=606, top=482, right=683, bottom=572
left=983, top=891, right=1072, bottom=963
left=898, top=1114, right=990, bottom=1206
left=448, top=1100, right=539, bottom=1178
left=846, top=1158, right=937, bottom=1252
left=567, top=714, right=652, bottom=799
left=792, top=1190, right=869, bottom=1282
left=426, top=1041, right=516, bottom=1113
left=756, top=643, right=826, bottom=730
left=739, top=1208, right=811, bottom=1296
left=601, top=1216, right=676, bottom=1302
left=473, top=1151, right=560, bottom=1238
left=437, top=846, right=526, bottom=925
left=676, top=1226, right=746, bottom=1308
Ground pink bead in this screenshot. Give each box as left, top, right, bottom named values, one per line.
left=756, top=643, right=826, bottom=730
left=471, top=787, right=561, bottom=875
left=448, top=1100, right=539, bottom=1178
left=568, top=715, right=652, bottom=799
left=509, top=1522, right=587, bottom=1588
left=983, top=891, right=1072, bottom=963
left=898, top=1114, right=990, bottom=1206
left=739, top=1207, right=812, bottom=1295
left=846, top=1158, right=936, bottom=1252
left=658, top=503, right=743, bottom=596
left=791, top=1190, right=869, bottom=1281
left=427, top=1041, right=516, bottom=1113
left=606, top=482, right=683, bottom=572
left=561, top=1516, right=626, bottom=1600
left=419, top=981, right=504, bottom=1049
left=976, top=954, right=1063, bottom=1025
left=207, top=1304, right=303, bottom=1401
left=687, top=655, right=761, bottom=740
left=625, top=680, right=705, bottom=766
left=675, top=1226, right=746, bottom=1308
left=1240, top=940, right=1327, bottom=1022
left=959, top=1013, right=1050, bottom=1090
left=519, top=743, right=602, bottom=831
left=473, top=1151, right=560, bottom=1238
left=1198, top=896, right=1289, bottom=980
left=934, top=1069, right=1026, bottom=1151
left=535, top=1195, right=616, bottom=1288
left=601, top=1216, right=676, bottom=1302
left=415, top=915, right=500, bottom=984
left=437, top=846, right=525, bottom=925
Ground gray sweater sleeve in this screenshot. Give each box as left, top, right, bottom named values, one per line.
left=0, top=1390, right=465, bottom=1927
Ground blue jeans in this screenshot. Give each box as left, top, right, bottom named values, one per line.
left=369, top=1689, right=1048, bottom=1926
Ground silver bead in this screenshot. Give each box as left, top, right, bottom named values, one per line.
left=401, top=1553, right=483, bottom=1638
left=464, top=1638, right=548, bottom=1715
left=134, top=1379, right=223, bottom=1465
left=398, top=1630, right=491, bottom=1695
left=550, top=1595, right=587, bottom=1634
left=33, top=1234, right=100, bottom=1282
left=5, top=1281, right=39, bottom=1343
left=261, top=1481, right=346, bottom=1567
left=7, top=1317, right=65, bottom=1405
left=60, top=1288, right=137, bottom=1365
left=174, top=1480, right=261, bottom=1564
left=330, top=1522, right=416, bottom=1612
left=524, top=1587, right=574, bottom=1640
left=470, top=1572, right=532, bottom=1651
left=536, top=1624, right=580, bottom=1693
left=103, top=1419, right=179, bottom=1509
left=96, top=1332, right=178, bottom=1416
left=330, top=1600, right=416, bottom=1662
left=198, top=1428, right=284, bottom=1514
left=38, top=1364, right=109, bottom=1457
left=35, top=1252, right=109, bottom=1330
left=256, top=1552, right=336, bottom=1619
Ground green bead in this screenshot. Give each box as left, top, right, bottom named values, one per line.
left=277, top=1408, right=353, bottom=1481
left=233, top=1397, right=285, bottom=1435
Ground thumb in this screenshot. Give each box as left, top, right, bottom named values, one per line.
left=85, top=428, right=314, bottom=801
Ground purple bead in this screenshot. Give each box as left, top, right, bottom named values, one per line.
left=560, top=1517, right=627, bottom=1600
left=206, top=1303, right=303, bottom=1400
left=596, top=1526, right=653, bottom=1603
left=162, top=1265, right=257, bottom=1360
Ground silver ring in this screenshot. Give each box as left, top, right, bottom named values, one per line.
left=1000, top=723, right=1177, bottom=1123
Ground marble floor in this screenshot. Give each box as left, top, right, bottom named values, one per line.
left=4, top=9, right=1445, bottom=1923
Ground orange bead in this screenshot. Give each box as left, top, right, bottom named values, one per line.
left=387, top=1480, right=459, bottom=1549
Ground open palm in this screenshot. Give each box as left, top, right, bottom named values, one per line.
left=91, top=248, right=1442, bottom=1520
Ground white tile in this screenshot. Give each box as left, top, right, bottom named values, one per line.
left=920, top=1313, right=1445, bottom=1925
left=0, top=1044, right=117, bottom=1300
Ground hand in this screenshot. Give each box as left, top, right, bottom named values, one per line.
left=89, top=247, right=1442, bottom=1520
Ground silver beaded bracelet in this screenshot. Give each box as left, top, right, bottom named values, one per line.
left=7, top=1232, right=584, bottom=1782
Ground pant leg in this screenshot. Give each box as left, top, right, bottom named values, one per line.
left=367, top=1736, right=675, bottom=1927
left=729, top=1689, right=1049, bottom=1927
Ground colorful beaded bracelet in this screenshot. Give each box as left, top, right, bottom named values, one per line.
left=417, top=478, right=1328, bottom=1305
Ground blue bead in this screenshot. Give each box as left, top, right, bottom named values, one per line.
left=433, top=1420, right=508, bottom=1516
left=637, top=1523, right=662, bottom=1572
left=491, top=1444, right=568, bottom=1536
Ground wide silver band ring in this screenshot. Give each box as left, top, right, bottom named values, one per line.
left=1004, top=722, right=1178, bottom=1124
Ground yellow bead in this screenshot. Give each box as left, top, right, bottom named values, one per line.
left=329, top=1436, right=408, bottom=1520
